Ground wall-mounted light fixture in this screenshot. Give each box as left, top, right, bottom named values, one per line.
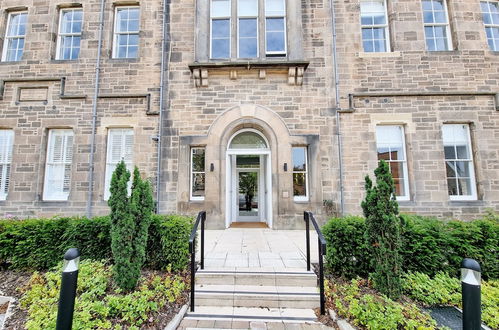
left=210, top=163, right=214, bottom=172
left=284, top=163, right=288, bottom=171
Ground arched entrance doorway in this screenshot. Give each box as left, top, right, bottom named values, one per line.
left=225, top=129, right=272, bottom=228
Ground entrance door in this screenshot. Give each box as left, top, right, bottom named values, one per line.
left=236, top=169, right=259, bottom=221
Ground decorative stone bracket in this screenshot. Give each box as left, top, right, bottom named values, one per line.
left=188, top=60, right=309, bottom=87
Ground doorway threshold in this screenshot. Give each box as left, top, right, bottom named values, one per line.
left=230, top=222, right=269, bottom=229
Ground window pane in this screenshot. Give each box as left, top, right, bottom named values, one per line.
left=192, top=148, right=205, bottom=172
left=293, top=173, right=307, bottom=197
left=239, top=0, right=258, bottom=16
left=239, top=18, right=257, bottom=37
left=192, top=173, right=205, bottom=197
left=230, top=132, right=267, bottom=149
left=393, top=178, right=406, bottom=196
left=292, top=148, right=306, bottom=171
left=265, top=0, right=285, bottom=16
left=446, top=161, right=456, bottom=178
left=239, top=18, right=258, bottom=58
left=373, top=38, right=387, bottom=52
left=455, top=161, right=470, bottom=177
left=458, top=178, right=472, bottom=196
left=212, top=19, right=230, bottom=38
left=360, top=0, right=386, bottom=25
left=266, top=31, right=285, bottom=52
left=389, top=162, right=404, bottom=179
left=447, top=178, right=458, bottom=195
left=212, top=0, right=231, bottom=17
left=239, top=38, right=258, bottom=57
left=212, top=39, right=230, bottom=58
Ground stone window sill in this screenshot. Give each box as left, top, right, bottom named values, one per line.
left=358, top=51, right=401, bottom=58
left=448, top=200, right=485, bottom=207
left=188, top=60, right=309, bottom=87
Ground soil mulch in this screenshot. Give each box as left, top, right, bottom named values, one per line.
left=0, top=268, right=190, bottom=329
left=0, top=270, right=31, bottom=329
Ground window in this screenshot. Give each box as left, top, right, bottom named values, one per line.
left=442, top=124, right=477, bottom=200
left=481, top=1, right=499, bottom=51
left=375, top=126, right=410, bottom=200
left=43, top=129, right=74, bottom=201
left=292, top=147, right=308, bottom=201
left=56, top=8, right=83, bottom=60
left=211, top=0, right=231, bottom=58
left=190, top=148, right=206, bottom=200
left=0, top=130, right=14, bottom=200
left=265, top=0, right=286, bottom=56
left=209, top=0, right=286, bottom=59
left=2, top=11, right=27, bottom=62
left=113, top=7, right=139, bottom=58
left=104, top=128, right=133, bottom=200
left=360, top=0, right=390, bottom=52
left=422, top=0, right=452, bottom=51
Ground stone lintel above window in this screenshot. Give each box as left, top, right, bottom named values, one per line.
left=188, top=60, right=309, bottom=87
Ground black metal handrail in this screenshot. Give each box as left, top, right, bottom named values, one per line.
left=304, top=211, right=327, bottom=315
left=189, top=211, right=206, bottom=312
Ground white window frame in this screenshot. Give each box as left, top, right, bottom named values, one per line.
left=0, top=130, right=14, bottom=201
left=360, top=0, right=391, bottom=53
left=56, top=8, right=83, bottom=60
left=481, top=1, right=499, bottom=51
left=1, top=11, right=28, bottom=62
left=43, top=129, right=74, bottom=201
left=422, top=0, right=453, bottom=51
left=442, top=124, right=478, bottom=201
left=264, top=0, right=287, bottom=56
left=104, top=128, right=134, bottom=200
left=190, top=147, right=206, bottom=201
left=237, top=0, right=259, bottom=58
left=112, top=6, right=140, bottom=59
left=210, top=0, right=232, bottom=59
left=292, top=146, right=308, bottom=202
left=375, top=125, right=410, bottom=201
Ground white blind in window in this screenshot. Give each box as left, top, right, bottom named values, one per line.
left=104, top=128, right=134, bottom=200
left=0, top=130, right=14, bottom=200
left=43, top=129, right=74, bottom=200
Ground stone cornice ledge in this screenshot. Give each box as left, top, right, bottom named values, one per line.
left=188, top=60, right=310, bottom=87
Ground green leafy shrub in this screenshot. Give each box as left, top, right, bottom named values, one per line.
left=322, top=216, right=371, bottom=278
left=402, top=272, right=499, bottom=329
left=326, top=278, right=436, bottom=329
left=322, top=213, right=499, bottom=280
left=361, top=160, right=403, bottom=298
left=20, top=260, right=186, bottom=329
left=0, top=215, right=192, bottom=271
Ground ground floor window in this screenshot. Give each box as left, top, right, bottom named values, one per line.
left=0, top=130, right=14, bottom=200
left=292, top=146, right=308, bottom=201
left=442, top=124, right=477, bottom=200
left=190, top=147, right=206, bottom=200
left=375, top=125, right=410, bottom=200
left=43, top=129, right=74, bottom=201
left=104, top=128, right=134, bottom=200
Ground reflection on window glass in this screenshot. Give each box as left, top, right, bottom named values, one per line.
left=57, top=9, right=83, bottom=60
left=292, top=147, right=307, bottom=199
left=442, top=125, right=476, bottom=199
left=375, top=126, right=410, bottom=199
left=360, top=0, right=389, bottom=52
left=191, top=148, right=206, bottom=199
left=422, top=0, right=451, bottom=51
left=211, top=0, right=231, bottom=58
left=481, top=1, right=499, bottom=51
left=265, top=0, right=286, bottom=55
left=113, top=7, right=140, bottom=58
left=229, top=131, right=267, bottom=149
left=2, top=12, right=27, bottom=62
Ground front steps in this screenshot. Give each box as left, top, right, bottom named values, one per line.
left=179, top=268, right=323, bottom=329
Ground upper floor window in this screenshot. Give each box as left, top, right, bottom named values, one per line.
left=56, top=8, right=83, bottom=60
left=292, top=147, right=308, bottom=201
left=442, top=124, right=477, bottom=200
left=113, top=7, right=139, bottom=59
left=422, top=0, right=452, bottom=51
left=375, top=126, right=410, bottom=201
left=43, top=129, right=74, bottom=201
left=481, top=1, right=499, bottom=51
left=210, top=0, right=286, bottom=59
left=0, top=130, right=14, bottom=201
left=1, top=11, right=27, bottom=62
left=360, top=0, right=390, bottom=52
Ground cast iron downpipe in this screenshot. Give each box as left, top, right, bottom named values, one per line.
left=155, top=0, right=172, bottom=213
left=328, top=0, right=345, bottom=215
left=86, top=0, right=106, bottom=218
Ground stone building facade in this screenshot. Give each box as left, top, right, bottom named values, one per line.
left=0, top=0, right=497, bottom=228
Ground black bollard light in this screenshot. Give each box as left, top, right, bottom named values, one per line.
left=461, top=258, right=481, bottom=330
left=56, top=248, right=80, bottom=330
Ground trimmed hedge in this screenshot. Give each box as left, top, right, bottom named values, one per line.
left=323, top=213, right=499, bottom=279
left=0, top=214, right=193, bottom=271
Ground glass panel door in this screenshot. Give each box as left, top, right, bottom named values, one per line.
left=237, top=170, right=259, bottom=220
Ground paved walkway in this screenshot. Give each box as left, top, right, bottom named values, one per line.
left=198, top=229, right=319, bottom=269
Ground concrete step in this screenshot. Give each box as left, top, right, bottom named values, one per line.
left=195, top=284, right=319, bottom=309
left=195, top=268, right=318, bottom=287
left=183, top=306, right=319, bottom=324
